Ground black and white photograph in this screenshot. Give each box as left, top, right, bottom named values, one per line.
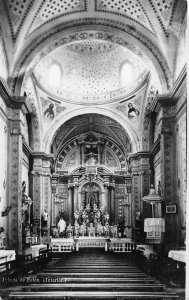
left=0, top=0, right=187, bottom=299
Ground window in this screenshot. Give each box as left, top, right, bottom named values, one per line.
left=48, top=63, right=62, bottom=87
left=120, top=61, right=134, bottom=87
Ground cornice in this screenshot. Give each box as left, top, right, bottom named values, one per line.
left=22, top=139, right=33, bottom=157
left=0, top=77, right=12, bottom=107
left=170, top=64, right=187, bottom=100
left=151, top=65, right=187, bottom=113
left=129, top=151, right=150, bottom=160
left=0, top=78, right=29, bottom=110
left=150, top=136, right=161, bottom=157
left=32, top=152, right=55, bottom=162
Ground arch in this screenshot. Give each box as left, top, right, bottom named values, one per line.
left=43, top=107, right=140, bottom=154
left=11, top=22, right=171, bottom=95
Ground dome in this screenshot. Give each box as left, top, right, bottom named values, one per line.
left=33, top=39, right=147, bottom=105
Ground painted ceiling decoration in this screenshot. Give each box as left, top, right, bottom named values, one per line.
left=51, top=114, right=132, bottom=155
left=28, top=0, right=87, bottom=35
left=33, top=39, right=147, bottom=104
left=96, top=0, right=156, bottom=35
left=0, top=0, right=186, bottom=154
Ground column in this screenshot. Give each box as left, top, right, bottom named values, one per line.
left=110, top=184, right=115, bottom=224
left=51, top=174, right=59, bottom=226
left=74, top=186, right=79, bottom=212
left=73, top=176, right=79, bottom=212
left=68, top=187, right=73, bottom=223
left=97, top=140, right=101, bottom=165
left=126, top=177, right=132, bottom=227
left=103, top=186, right=109, bottom=212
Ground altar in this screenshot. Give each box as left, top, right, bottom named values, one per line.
left=50, top=194, right=133, bottom=253
left=75, top=237, right=108, bottom=251
left=50, top=237, right=136, bottom=253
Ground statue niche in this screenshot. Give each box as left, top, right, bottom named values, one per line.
left=82, top=182, right=100, bottom=209
left=84, top=134, right=98, bottom=166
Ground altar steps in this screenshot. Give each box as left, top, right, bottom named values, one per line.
left=11, top=282, right=164, bottom=292
left=38, top=272, right=149, bottom=277
left=36, top=277, right=157, bottom=283
left=8, top=250, right=179, bottom=300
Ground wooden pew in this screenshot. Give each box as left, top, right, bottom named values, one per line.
left=0, top=249, right=52, bottom=278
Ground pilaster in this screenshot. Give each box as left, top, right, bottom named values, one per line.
left=160, top=117, right=178, bottom=251
left=130, top=152, right=150, bottom=242
left=31, top=153, right=54, bottom=243
left=6, top=96, right=27, bottom=254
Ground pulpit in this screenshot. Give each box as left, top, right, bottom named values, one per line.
left=143, top=186, right=164, bottom=244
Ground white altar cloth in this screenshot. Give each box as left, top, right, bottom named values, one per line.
left=51, top=238, right=75, bottom=252
left=23, top=244, right=47, bottom=258
left=0, top=250, right=16, bottom=272
left=168, top=250, right=186, bottom=263
left=75, top=237, right=108, bottom=251
left=144, top=218, right=165, bottom=232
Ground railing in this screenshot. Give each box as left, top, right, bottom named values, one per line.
left=51, top=238, right=75, bottom=252
left=109, top=239, right=136, bottom=252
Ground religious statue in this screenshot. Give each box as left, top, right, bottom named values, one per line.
left=117, top=216, right=125, bottom=238
left=66, top=223, right=73, bottom=238
left=80, top=222, right=87, bottom=236
left=96, top=222, right=103, bottom=236
left=42, top=210, right=48, bottom=227
left=58, top=217, right=66, bottom=237
left=88, top=223, right=95, bottom=237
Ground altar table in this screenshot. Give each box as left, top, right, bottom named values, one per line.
left=168, top=250, right=186, bottom=263
left=75, top=237, right=108, bottom=251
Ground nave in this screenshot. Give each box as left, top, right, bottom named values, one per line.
left=1, top=249, right=184, bottom=300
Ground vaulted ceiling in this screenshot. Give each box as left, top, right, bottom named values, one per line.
left=0, top=0, right=187, bottom=155
left=51, top=114, right=132, bottom=154
left=0, top=0, right=186, bottom=93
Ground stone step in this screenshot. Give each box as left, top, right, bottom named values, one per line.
left=36, top=277, right=156, bottom=283
left=18, top=283, right=164, bottom=291
left=8, top=290, right=179, bottom=299
left=46, top=266, right=140, bottom=270
left=38, top=272, right=151, bottom=277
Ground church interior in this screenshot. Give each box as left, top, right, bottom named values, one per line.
left=0, top=0, right=187, bottom=299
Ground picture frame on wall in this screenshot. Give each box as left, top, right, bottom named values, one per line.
left=165, top=204, right=177, bottom=214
